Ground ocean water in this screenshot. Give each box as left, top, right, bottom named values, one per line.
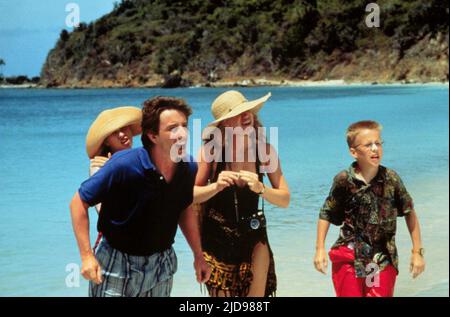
left=0, top=85, right=448, bottom=297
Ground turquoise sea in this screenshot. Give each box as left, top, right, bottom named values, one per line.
left=0, top=85, right=448, bottom=297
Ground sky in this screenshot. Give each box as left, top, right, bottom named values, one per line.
left=0, top=0, right=117, bottom=77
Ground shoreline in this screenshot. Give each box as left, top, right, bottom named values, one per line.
left=1, top=79, right=448, bottom=89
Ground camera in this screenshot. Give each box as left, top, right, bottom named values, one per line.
left=238, top=210, right=266, bottom=233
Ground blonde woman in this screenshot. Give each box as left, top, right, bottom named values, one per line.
left=194, top=90, right=290, bottom=297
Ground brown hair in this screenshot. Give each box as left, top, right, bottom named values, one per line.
left=346, top=120, right=383, bottom=147
left=141, top=96, right=192, bottom=148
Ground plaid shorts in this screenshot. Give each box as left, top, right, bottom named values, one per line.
left=89, top=238, right=177, bottom=297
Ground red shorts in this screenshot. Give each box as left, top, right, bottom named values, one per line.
left=329, top=246, right=397, bottom=297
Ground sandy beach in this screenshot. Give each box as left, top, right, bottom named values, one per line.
left=0, top=84, right=38, bottom=89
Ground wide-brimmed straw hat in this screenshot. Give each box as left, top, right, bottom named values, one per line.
left=208, top=90, right=271, bottom=126
left=86, top=106, right=142, bottom=158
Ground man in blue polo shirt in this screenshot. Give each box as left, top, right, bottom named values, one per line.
left=70, top=96, right=211, bottom=297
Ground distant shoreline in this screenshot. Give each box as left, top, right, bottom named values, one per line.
left=0, top=84, right=39, bottom=89
left=1, top=79, right=448, bottom=89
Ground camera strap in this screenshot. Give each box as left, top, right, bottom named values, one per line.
left=258, top=175, right=265, bottom=212
left=233, top=174, right=265, bottom=224
left=234, top=190, right=240, bottom=223
left=225, top=146, right=265, bottom=223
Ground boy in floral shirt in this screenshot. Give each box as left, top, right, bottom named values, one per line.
left=314, top=120, right=425, bottom=297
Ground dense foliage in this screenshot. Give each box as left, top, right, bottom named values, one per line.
left=41, top=0, right=449, bottom=85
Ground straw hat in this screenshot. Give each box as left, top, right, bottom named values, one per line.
left=86, top=106, right=142, bottom=158
left=208, top=90, right=271, bottom=126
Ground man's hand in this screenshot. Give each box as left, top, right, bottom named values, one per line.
left=81, top=254, right=103, bottom=285
left=194, top=254, right=212, bottom=283
left=410, top=253, right=425, bottom=279
left=314, top=247, right=328, bottom=274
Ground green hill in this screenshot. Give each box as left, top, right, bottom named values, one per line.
left=41, top=0, right=449, bottom=87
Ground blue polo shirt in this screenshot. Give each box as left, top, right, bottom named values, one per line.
left=79, top=147, right=198, bottom=256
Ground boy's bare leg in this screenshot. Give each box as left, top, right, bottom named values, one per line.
left=247, top=242, right=270, bottom=297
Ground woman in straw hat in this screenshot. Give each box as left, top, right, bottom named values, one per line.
left=194, top=90, right=291, bottom=297
left=85, top=106, right=142, bottom=249
left=86, top=106, right=142, bottom=184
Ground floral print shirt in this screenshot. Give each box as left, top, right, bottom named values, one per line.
left=319, top=162, right=414, bottom=277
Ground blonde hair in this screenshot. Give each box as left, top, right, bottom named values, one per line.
left=201, top=113, right=266, bottom=162
left=346, top=120, right=383, bottom=147
left=203, top=113, right=264, bottom=143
